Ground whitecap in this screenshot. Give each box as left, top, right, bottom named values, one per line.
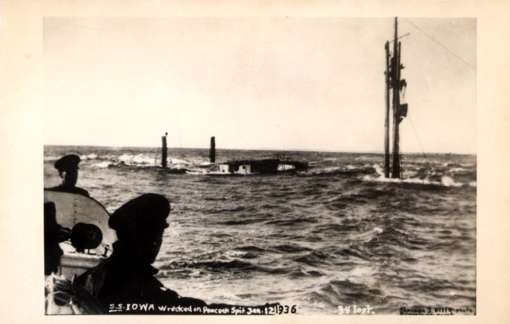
left=373, top=227, right=384, bottom=234
left=440, top=176, right=463, bottom=187
left=80, top=153, right=98, bottom=160
left=44, top=156, right=59, bottom=162
left=307, top=166, right=342, bottom=175
left=91, top=161, right=111, bottom=168
left=169, top=158, right=191, bottom=165
left=362, top=173, right=457, bottom=187
left=118, top=153, right=156, bottom=166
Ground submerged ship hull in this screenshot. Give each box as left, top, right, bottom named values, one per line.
left=207, top=158, right=308, bottom=175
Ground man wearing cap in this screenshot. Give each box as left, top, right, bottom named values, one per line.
left=76, top=193, right=206, bottom=314
left=48, top=154, right=89, bottom=197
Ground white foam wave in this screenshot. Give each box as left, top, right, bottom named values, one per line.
left=440, top=176, right=463, bottom=187
left=373, top=227, right=384, bottom=234
left=169, top=158, right=191, bottom=166
left=363, top=164, right=465, bottom=187
left=354, top=156, right=375, bottom=161
left=81, top=152, right=195, bottom=169
left=44, top=156, right=59, bottom=162
left=449, top=167, right=467, bottom=173
left=305, top=164, right=377, bottom=176
left=118, top=153, right=156, bottom=166
left=186, top=169, right=208, bottom=175
left=362, top=174, right=434, bottom=185
left=445, top=162, right=475, bottom=168
left=91, top=161, right=111, bottom=168
left=80, top=153, right=98, bottom=160
left=373, top=163, right=384, bottom=175
left=307, top=166, right=343, bottom=175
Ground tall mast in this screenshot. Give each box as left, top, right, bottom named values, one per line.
left=390, top=17, right=408, bottom=178
left=391, top=36, right=401, bottom=178
left=384, top=41, right=391, bottom=178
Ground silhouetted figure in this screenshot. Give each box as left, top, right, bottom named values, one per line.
left=44, top=202, right=104, bottom=314
left=70, top=223, right=103, bottom=253
left=48, top=154, right=89, bottom=197
left=44, top=202, right=71, bottom=276
left=76, top=194, right=206, bottom=314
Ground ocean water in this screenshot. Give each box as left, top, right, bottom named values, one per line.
left=44, top=145, right=476, bottom=314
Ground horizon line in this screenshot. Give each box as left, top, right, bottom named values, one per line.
left=44, top=143, right=476, bottom=156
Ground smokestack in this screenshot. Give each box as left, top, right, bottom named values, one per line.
left=161, top=132, right=168, bottom=168
left=209, top=136, right=216, bottom=163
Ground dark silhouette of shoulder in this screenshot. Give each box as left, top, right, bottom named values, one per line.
left=76, top=257, right=206, bottom=314
left=46, top=185, right=90, bottom=197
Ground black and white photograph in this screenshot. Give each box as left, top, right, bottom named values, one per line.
left=40, top=16, right=478, bottom=315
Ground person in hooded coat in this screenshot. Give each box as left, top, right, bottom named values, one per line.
left=47, top=154, right=89, bottom=197
left=76, top=193, right=206, bottom=314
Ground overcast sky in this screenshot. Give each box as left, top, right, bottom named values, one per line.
left=43, top=17, right=476, bottom=154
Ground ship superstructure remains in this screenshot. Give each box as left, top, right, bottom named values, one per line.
left=384, top=17, right=409, bottom=179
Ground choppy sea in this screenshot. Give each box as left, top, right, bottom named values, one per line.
left=44, top=145, right=476, bottom=314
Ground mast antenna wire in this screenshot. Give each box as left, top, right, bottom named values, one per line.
left=403, top=19, right=475, bottom=70
left=389, top=32, right=411, bottom=44
left=407, top=113, right=427, bottom=159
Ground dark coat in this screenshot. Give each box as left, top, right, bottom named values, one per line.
left=76, top=246, right=206, bottom=314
